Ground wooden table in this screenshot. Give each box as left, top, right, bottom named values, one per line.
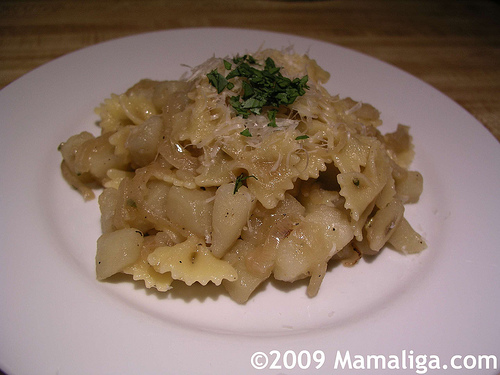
left=1, top=0, right=499, bottom=142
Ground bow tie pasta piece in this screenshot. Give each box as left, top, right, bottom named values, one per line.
left=332, top=134, right=372, bottom=174
left=122, top=231, right=181, bottom=292
left=338, top=142, right=391, bottom=221
left=194, top=151, right=235, bottom=187
left=147, top=235, right=238, bottom=286
left=123, top=254, right=174, bottom=292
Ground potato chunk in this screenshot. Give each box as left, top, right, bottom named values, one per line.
left=96, top=228, right=144, bottom=280
left=211, top=183, right=256, bottom=258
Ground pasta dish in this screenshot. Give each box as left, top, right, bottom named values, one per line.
left=58, top=48, right=426, bottom=303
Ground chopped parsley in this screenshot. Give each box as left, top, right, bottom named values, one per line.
left=207, top=69, right=233, bottom=93
left=207, top=54, right=309, bottom=126
left=267, top=109, right=277, bottom=128
left=240, top=128, right=252, bottom=137
left=295, top=135, right=309, bottom=140
left=223, top=59, right=232, bottom=70
left=233, top=173, right=258, bottom=194
left=126, top=198, right=137, bottom=208
left=232, top=54, right=257, bottom=65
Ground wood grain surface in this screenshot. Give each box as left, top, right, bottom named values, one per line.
left=1, top=0, right=499, bottom=141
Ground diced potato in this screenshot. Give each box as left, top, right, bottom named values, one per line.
left=388, top=218, right=427, bottom=254
left=273, top=205, right=353, bottom=282
left=164, top=186, right=214, bottom=240
left=365, top=198, right=404, bottom=251
left=126, top=115, right=164, bottom=167
left=96, top=228, right=144, bottom=280
left=211, top=183, right=256, bottom=258
left=222, top=240, right=271, bottom=304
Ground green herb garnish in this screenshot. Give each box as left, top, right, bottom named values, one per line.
left=295, top=135, right=309, bottom=140
left=240, top=128, right=252, bottom=137
left=232, top=54, right=257, bottom=65
left=126, top=198, right=137, bottom=208
left=223, top=60, right=232, bottom=70
left=207, top=69, right=231, bottom=93
left=268, top=109, right=277, bottom=128
left=207, top=55, right=309, bottom=123
left=233, top=173, right=258, bottom=194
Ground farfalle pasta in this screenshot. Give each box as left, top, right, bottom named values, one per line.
left=58, top=48, right=426, bottom=303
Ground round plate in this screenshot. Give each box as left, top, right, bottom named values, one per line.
left=1, top=28, right=499, bottom=374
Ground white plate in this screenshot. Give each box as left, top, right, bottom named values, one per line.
left=1, top=28, right=499, bottom=375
